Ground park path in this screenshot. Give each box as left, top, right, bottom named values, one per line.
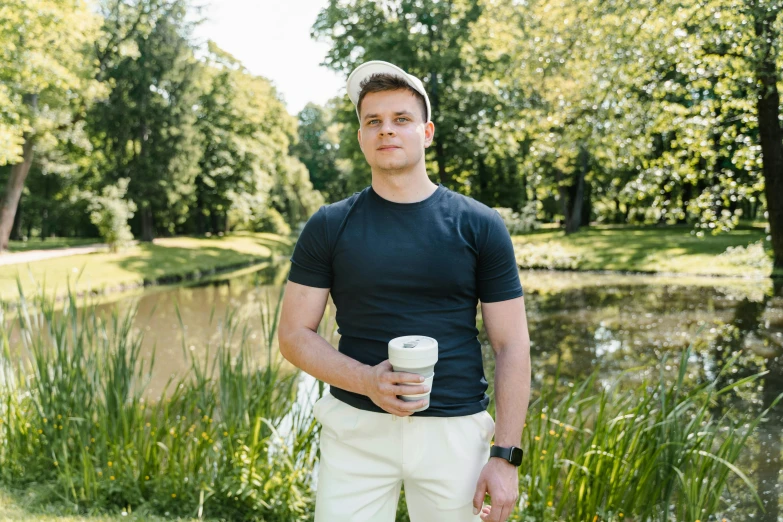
left=0, top=244, right=107, bottom=267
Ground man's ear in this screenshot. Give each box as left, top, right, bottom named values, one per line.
left=357, top=128, right=364, bottom=152
left=424, top=121, right=435, bottom=148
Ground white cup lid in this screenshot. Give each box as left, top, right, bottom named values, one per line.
left=388, top=335, right=438, bottom=363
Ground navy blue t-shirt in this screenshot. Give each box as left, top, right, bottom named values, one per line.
left=288, top=183, right=523, bottom=417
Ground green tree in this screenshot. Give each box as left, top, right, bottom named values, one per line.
left=0, top=0, right=104, bottom=249
left=291, top=102, right=346, bottom=202
left=88, top=0, right=202, bottom=241
left=193, top=43, right=323, bottom=234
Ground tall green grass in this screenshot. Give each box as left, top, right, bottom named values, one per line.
left=0, top=285, right=318, bottom=521
left=0, top=285, right=777, bottom=521
left=504, top=347, right=779, bottom=522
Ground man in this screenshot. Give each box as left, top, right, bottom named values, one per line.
left=278, top=60, right=531, bottom=522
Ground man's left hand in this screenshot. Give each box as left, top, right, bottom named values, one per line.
left=472, top=457, right=519, bottom=522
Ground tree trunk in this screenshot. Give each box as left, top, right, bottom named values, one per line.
left=581, top=178, right=592, bottom=228
left=758, top=354, right=782, bottom=522
left=0, top=134, right=35, bottom=250
left=756, top=279, right=783, bottom=522
left=10, top=197, right=22, bottom=241
left=428, top=71, right=448, bottom=186
left=140, top=205, right=154, bottom=242
left=754, top=9, right=783, bottom=271
left=565, top=147, right=588, bottom=234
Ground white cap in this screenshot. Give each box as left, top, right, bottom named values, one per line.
left=346, top=60, right=432, bottom=123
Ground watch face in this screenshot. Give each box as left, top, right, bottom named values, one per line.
left=509, top=447, right=523, bottom=465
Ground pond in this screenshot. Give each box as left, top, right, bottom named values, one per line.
left=81, top=263, right=782, bottom=521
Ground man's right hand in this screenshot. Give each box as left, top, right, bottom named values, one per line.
left=361, top=360, right=430, bottom=416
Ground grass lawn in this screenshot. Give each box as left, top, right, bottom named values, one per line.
left=512, top=224, right=774, bottom=277
left=6, top=238, right=100, bottom=253
left=0, top=232, right=292, bottom=301
left=0, top=488, right=199, bottom=522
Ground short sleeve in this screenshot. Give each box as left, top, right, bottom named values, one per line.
left=477, top=211, right=524, bottom=303
left=288, top=206, right=332, bottom=288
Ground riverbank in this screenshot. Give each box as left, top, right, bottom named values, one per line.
left=512, top=224, right=774, bottom=277
left=0, top=232, right=291, bottom=301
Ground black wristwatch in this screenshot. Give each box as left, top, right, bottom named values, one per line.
left=490, top=445, right=524, bottom=466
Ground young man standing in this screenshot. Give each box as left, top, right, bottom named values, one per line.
left=278, top=60, right=531, bottom=522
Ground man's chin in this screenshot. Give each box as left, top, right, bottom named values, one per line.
left=373, top=161, right=409, bottom=173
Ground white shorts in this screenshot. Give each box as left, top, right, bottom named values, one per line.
left=313, top=393, right=494, bottom=522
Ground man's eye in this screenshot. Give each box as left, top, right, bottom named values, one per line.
left=396, top=117, right=409, bottom=123
left=368, top=119, right=380, bottom=125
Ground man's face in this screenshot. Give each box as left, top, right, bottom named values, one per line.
left=357, top=89, right=434, bottom=173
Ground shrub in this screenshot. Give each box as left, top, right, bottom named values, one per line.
left=255, top=207, right=291, bottom=236
left=494, top=201, right=542, bottom=235
left=513, top=242, right=583, bottom=270
left=87, top=179, right=137, bottom=252
left=718, top=240, right=773, bottom=271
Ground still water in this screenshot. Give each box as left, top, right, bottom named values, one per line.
left=92, top=262, right=783, bottom=521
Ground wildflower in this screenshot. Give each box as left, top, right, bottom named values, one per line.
left=53, top=461, right=58, bottom=467
left=542, top=450, right=547, bottom=454
left=172, top=493, right=177, bottom=498
left=541, top=413, right=546, bottom=419
left=98, top=471, right=103, bottom=476
left=110, top=476, right=115, bottom=481
left=549, top=430, right=555, bottom=436
left=145, top=476, right=150, bottom=480
left=548, top=501, right=553, bottom=507
left=38, top=429, right=42, bottom=434
left=108, top=461, right=113, bottom=467
left=540, top=456, right=544, bottom=460
left=43, top=418, right=47, bottom=423
left=57, top=414, right=62, bottom=420
left=91, top=438, right=95, bottom=443
left=223, top=431, right=228, bottom=437
left=535, top=436, right=540, bottom=441
left=146, top=422, right=151, bottom=428
left=593, top=516, right=598, bottom=522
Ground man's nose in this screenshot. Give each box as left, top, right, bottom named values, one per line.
left=380, top=122, right=395, bottom=136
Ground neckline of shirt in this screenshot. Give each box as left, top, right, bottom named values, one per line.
left=367, top=183, right=446, bottom=210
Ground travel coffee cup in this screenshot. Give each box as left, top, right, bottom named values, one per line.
left=388, top=335, right=438, bottom=412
